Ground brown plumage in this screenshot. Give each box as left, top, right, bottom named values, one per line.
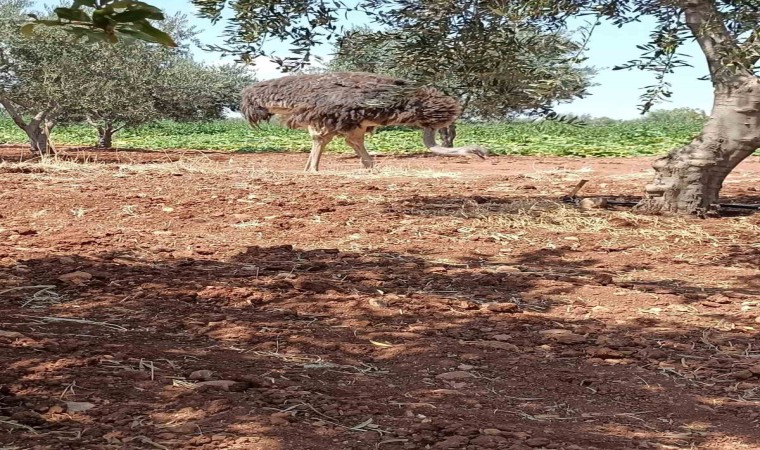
left=240, top=71, right=466, bottom=171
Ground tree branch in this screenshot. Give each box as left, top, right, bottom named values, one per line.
left=740, top=31, right=760, bottom=67
left=0, top=94, right=28, bottom=129
left=680, top=0, right=751, bottom=82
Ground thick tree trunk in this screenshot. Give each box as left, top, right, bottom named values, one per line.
left=437, top=123, right=457, bottom=147
left=97, top=123, right=115, bottom=149
left=0, top=96, right=57, bottom=156
left=638, top=76, right=760, bottom=215
left=24, top=125, right=54, bottom=156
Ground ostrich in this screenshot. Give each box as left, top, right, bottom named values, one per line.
left=240, top=72, right=487, bottom=172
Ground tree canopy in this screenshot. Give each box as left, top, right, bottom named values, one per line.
left=1, top=0, right=254, bottom=151
left=329, top=25, right=594, bottom=121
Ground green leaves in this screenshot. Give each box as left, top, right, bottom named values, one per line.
left=53, top=7, right=92, bottom=23
left=22, top=1, right=177, bottom=48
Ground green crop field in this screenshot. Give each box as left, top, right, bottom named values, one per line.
left=0, top=110, right=706, bottom=157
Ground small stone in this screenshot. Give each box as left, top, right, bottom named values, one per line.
left=586, top=347, right=624, bottom=359
left=11, top=411, right=45, bottom=426
left=434, top=436, right=470, bottom=449
left=188, top=370, right=214, bottom=381
left=65, top=401, right=95, bottom=412
left=57, top=271, right=92, bottom=285
left=170, top=423, right=197, bottom=434
left=482, top=428, right=503, bottom=436
left=470, top=435, right=507, bottom=446
left=592, top=273, right=614, bottom=285
left=579, top=197, right=608, bottom=210
left=539, top=329, right=586, bottom=344
left=491, top=334, right=512, bottom=341
left=195, top=380, right=241, bottom=391
left=0, top=330, right=25, bottom=339
left=457, top=364, right=475, bottom=371
left=749, top=365, right=760, bottom=375
left=476, top=341, right=520, bottom=352
left=16, top=228, right=37, bottom=236
left=269, top=412, right=290, bottom=426
left=733, top=370, right=754, bottom=380
left=526, top=437, right=552, bottom=447
left=435, top=371, right=475, bottom=381
left=484, top=302, right=519, bottom=313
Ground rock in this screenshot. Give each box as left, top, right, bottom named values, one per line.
left=188, top=370, right=214, bottom=381
left=484, top=302, right=519, bottom=313
left=526, top=437, right=552, bottom=447
left=579, top=197, right=608, bottom=210
left=749, top=365, right=760, bottom=375
left=586, top=347, right=624, bottom=359
left=705, top=294, right=732, bottom=304
left=11, top=411, right=45, bottom=426
left=592, top=273, right=614, bottom=285
left=195, top=380, right=243, bottom=391
left=434, top=436, right=470, bottom=449
left=269, top=412, right=290, bottom=426
left=733, top=370, right=754, bottom=380
left=0, top=330, right=25, bottom=339
left=482, top=428, right=503, bottom=436
left=458, top=364, right=475, bottom=371
left=436, top=371, right=475, bottom=381
left=539, top=329, right=586, bottom=344
left=475, top=341, right=520, bottom=352
left=57, top=271, right=93, bottom=285
left=65, top=401, right=95, bottom=412
left=491, top=334, right=512, bottom=341
left=170, top=423, right=198, bottom=434
left=470, top=435, right=507, bottom=447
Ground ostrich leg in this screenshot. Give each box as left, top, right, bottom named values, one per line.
left=305, top=126, right=335, bottom=172
left=344, top=128, right=374, bottom=169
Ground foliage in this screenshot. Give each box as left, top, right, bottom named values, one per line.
left=22, top=0, right=176, bottom=47
left=190, top=0, right=760, bottom=113
left=0, top=110, right=707, bottom=157
left=329, top=26, right=595, bottom=120
left=0, top=0, right=254, bottom=147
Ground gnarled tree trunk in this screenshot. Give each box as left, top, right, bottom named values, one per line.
left=637, top=0, right=760, bottom=216
left=639, top=76, right=760, bottom=215
left=97, top=123, right=116, bottom=149
left=24, top=122, right=55, bottom=156
left=437, top=123, right=457, bottom=147
left=0, top=95, right=57, bottom=156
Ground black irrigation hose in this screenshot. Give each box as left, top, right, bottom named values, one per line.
left=560, top=197, right=760, bottom=210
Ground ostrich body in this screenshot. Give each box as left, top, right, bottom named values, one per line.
left=241, top=72, right=485, bottom=172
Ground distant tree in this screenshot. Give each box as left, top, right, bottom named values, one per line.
left=330, top=26, right=594, bottom=145
left=0, top=1, right=254, bottom=152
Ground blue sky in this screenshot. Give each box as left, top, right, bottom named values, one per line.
left=46, top=0, right=717, bottom=119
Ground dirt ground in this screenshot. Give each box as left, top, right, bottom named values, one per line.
left=0, top=146, right=759, bottom=450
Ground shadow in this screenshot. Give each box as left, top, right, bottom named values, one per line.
left=0, top=145, right=232, bottom=165
left=1, top=244, right=758, bottom=449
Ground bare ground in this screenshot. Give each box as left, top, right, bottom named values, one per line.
left=0, top=146, right=759, bottom=450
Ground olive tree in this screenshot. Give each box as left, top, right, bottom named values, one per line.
left=190, top=0, right=760, bottom=215
left=330, top=26, right=594, bottom=145
left=1, top=1, right=253, bottom=151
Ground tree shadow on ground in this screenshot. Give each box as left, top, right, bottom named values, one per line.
left=0, top=146, right=233, bottom=165
left=1, top=244, right=758, bottom=449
